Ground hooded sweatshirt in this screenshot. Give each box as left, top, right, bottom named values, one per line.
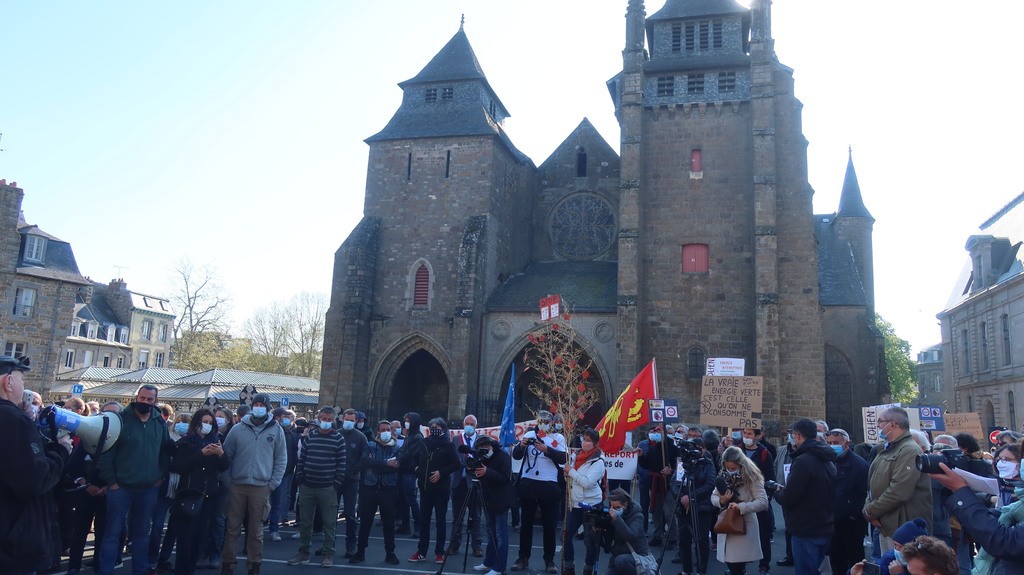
left=223, top=414, right=287, bottom=491
left=775, top=437, right=837, bottom=537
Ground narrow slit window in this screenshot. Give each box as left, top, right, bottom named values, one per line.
left=407, top=153, right=412, bottom=181
left=445, top=150, right=451, bottom=178
left=671, top=23, right=682, bottom=52
left=413, top=264, right=430, bottom=306
left=576, top=147, right=587, bottom=177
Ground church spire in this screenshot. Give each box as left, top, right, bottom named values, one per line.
left=837, top=148, right=873, bottom=220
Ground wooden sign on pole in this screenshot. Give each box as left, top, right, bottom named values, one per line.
left=699, top=376, right=763, bottom=429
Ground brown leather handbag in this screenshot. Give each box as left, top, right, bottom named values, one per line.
left=713, top=505, right=746, bottom=535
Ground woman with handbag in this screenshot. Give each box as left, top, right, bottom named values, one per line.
left=711, top=446, right=769, bottom=575
left=602, top=488, right=657, bottom=575
left=170, top=408, right=230, bottom=575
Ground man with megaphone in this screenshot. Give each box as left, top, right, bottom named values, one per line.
left=0, top=354, right=72, bottom=574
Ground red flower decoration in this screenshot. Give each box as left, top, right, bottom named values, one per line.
left=563, top=313, right=571, bottom=320
left=552, top=323, right=560, bottom=331
left=544, top=372, right=552, bottom=379
left=554, top=356, right=563, bottom=366
left=549, top=402, right=558, bottom=412
left=569, top=360, right=577, bottom=369
left=527, top=334, right=536, bottom=343
left=582, top=370, right=591, bottom=379
left=577, top=384, right=586, bottom=392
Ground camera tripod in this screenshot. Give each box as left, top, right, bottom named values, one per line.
left=660, top=462, right=705, bottom=573
left=436, top=475, right=498, bottom=575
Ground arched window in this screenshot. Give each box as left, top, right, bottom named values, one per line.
left=686, top=346, right=706, bottom=379
left=413, top=264, right=430, bottom=306
left=576, top=147, right=587, bottom=177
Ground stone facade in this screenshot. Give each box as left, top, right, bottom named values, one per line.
left=321, top=1, right=884, bottom=433
left=915, top=344, right=947, bottom=409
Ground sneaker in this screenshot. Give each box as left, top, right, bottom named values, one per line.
left=322, top=556, right=334, bottom=568
left=513, top=524, right=521, bottom=533
left=385, top=553, right=400, bottom=565
left=511, top=557, right=529, bottom=571
left=474, top=564, right=490, bottom=572
left=776, top=558, right=794, bottom=567
left=287, top=552, right=310, bottom=565
left=269, top=532, right=281, bottom=542
left=349, top=552, right=365, bottom=564
left=546, top=561, right=558, bottom=574
left=486, top=571, right=502, bottom=575
left=435, top=554, right=445, bottom=564
left=291, top=532, right=300, bottom=540
left=409, top=552, right=427, bottom=562
left=473, top=546, right=485, bottom=557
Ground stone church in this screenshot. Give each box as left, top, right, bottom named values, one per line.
left=321, top=0, right=886, bottom=439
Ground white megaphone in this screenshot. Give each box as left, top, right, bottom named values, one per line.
left=39, top=405, right=122, bottom=455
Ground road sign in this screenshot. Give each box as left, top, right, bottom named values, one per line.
left=71, top=384, right=84, bottom=396
left=280, top=397, right=290, bottom=407
left=989, top=427, right=1007, bottom=446
left=664, top=400, right=679, bottom=422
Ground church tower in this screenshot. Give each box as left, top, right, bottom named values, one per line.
left=320, top=23, right=534, bottom=417
left=613, top=0, right=825, bottom=427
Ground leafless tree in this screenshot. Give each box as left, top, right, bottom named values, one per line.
left=241, top=292, right=326, bottom=379
left=171, top=259, right=230, bottom=337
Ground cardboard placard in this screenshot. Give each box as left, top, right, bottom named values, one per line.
left=944, top=412, right=985, bottom=442
left=699, top=376, right=763, bottom=429
left=602, top=448, right=640, bottom=481
left=862, top=403, right=900, bottom=445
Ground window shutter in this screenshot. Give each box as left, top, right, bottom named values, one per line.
left=682, top=244, right=709, bottom=273
left=414, top=264, right=430, bottom=306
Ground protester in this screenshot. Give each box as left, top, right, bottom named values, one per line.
left=639, top=424, right=680, bottom=548
left=473, top=435, right=514, bottom=575
left=635, top=426, right=656, bottom=531
left=601, top=488, right=650, bottom=575
left=712, top=446, right=769, bottom=575
left=393, top=412, right=423, bottom=537
left=356, top=411, right=374, bottom=441
left=405, top=417, right=460, bottom=563
left=338, top=408, right=368, bottom=557
left=863, top=407, right=932, bottom=553
left=900, top=536, right=959, bottom=575
left=994, top=444, right=1021, bottom=506
left=151, top=412, right=193, bottom=573
left=220, top=394, right=287, bottom=575
left=451, top=414, right=485, bottom=557
left=823, top=428, right=868, bottom=575
left=87, top=400, right=101, bottom=415
left=773, top=419, right=837, bottom=575
left=674, top=436, right=717, bottom=575
left=267, top=407, right=298, bottom=541
left=95, top=384, right=172, bottom=575
left=740, top=427, right=775, bottom=575
left=288, top=406, right=347, bottom=568
left=511, top=410, right=568, bottom=573
left=563, top=428, right=605, bottom=575
left=0, top=355, right=72, bottom=575
left=170, top=408, right=229, bottom=575
left=350, top=420, right=401, bottom=565
left=197, top=406, right=235, bottom=569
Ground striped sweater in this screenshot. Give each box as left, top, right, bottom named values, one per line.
left=296, top=429, right=347, bottom=489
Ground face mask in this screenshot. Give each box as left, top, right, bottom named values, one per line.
left=787, top=433, right=796, bottom=445
left=319, top=421, right=333, bottom=431
left=464, top=425, right=476, bottom=436
left=817, top=432, right=825, bottom=439
left=555, top=423, right=564, bottom=432
left=725, top=469, right=741, bottom=477
left=831, top=445, right=844, bottom=455
left=482, top=449, right=493, bottom=459
left=878, top=421, right=890, bottom=442
left=174, top=422, right=189, bottom=435
left=430, top=427, right=444, bottom=437
left=894, top=550, right=905, bottom=565
left=342, top=420, right=355, bottom=431
left=201, top=423, right=213, bottom=435
left=649, top=433, right=662, bottom=443
left=404, top=421, right=410, bottom=430
left=538, top=423, right=551, bottom=433
left=996, top=460, right=1019, bottom=479
left=731, top=432, right=742, bottom=441
left=379, top=431, right=392, bottom=443
left=131, top=402, right=150, bottom=415
left=743, top=437, right=755, bottom=448
left=675, top=433, right=685, bottom=442
left=251, top=406, right=267, bottom=418
left=215, top=417, right=227, bottom=428
left=356, top=421, right=364, bottom=429
left=281, top=418, right=292, bottom=427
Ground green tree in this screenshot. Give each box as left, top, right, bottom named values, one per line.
left=876, top=314, right=918, bottom=404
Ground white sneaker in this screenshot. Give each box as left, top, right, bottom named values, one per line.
left=291, top=532, right=300, bottom=540
left=473, top=564, right=489, bottom=572
left=269, top=532, right=281, bottom=542
left=486, top=570, right=502, bottom=575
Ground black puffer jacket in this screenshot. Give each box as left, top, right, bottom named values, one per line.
left=478, top=447, right=515, bottom=513
left=0, top=398, right=68, bottom=572
left=775, top=438, right=837, bottom=537
left=603, top=493, right=649, bottom=557
left=171, top=432, right=230, bottom=497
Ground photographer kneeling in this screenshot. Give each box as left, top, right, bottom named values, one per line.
left=564, top=428, right=606, bottom=575
left=602, top=488, right=649, bottom=575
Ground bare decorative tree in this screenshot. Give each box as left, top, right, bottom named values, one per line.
left=169, top=259, right=231, bottom=369
left=241, top=292, right=326, bottom=379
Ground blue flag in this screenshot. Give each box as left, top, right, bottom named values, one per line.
left=499, top=365, right=516, bottom=447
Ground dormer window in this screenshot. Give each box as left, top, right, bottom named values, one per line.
left=24, top=235, right=46, bottom=263
left=685, top=20, right=723, bottom=52
left=425, top=88, right=438, bottom=103
left=441, top=86, right=454, bottom=100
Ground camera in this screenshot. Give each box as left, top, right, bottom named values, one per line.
left=764, top=480, right=780, bottom=494
left=524, top=437, right=537, bottom=446
left=580, top=502, right=612, bottom=531
left=916, top=448, right=968, bottom=474
left=676, top=439, right=703, bottom=461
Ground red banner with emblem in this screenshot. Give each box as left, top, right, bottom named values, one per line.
left=596, top=359, right=658, bottom=453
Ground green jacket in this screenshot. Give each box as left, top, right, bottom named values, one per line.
left=863, top=431, right=933, bottom=537
left=97, top=405, right=171, bottom=489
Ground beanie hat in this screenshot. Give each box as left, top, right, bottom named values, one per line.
left=892, top=518, right=928, bottom=545
left=252, top=393, right=271, bottom=406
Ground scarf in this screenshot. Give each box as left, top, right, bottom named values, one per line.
left=575, top=448, right=598, bottom=470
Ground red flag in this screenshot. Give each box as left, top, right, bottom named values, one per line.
left=596, top=359, right=658, bottom=453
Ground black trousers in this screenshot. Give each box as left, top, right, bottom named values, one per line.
left=678, top=509, right=715, bottom=574
left=174, top=499, right=216, bottom=575
left=756, top=509, right=772, bottom=571
left=829, top=515, right=867, bottom=575
left=516, top=480, right=560, bottom=564
left=358, top=485, right=397, bottom=554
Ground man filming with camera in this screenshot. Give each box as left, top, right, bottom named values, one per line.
left=471, top=435, right=515, bottom=575
left=674, top=436, right=717, bottom=575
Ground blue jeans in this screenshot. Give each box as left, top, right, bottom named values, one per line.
left=400, top=473, right=421, bottom=531
left=98, top=485, right=158, bottom=575
left=339, top=479, right=360, bottom=552
left=483, top=510, right=509, bottom=573
left=149, top=491, right=174, bottom=565
left=792, top=535, right=831, bottom=575
left=268, top=473, right=294, bottom=532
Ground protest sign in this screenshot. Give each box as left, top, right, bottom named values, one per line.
left=699, top=376, right=763, bottom=429
left=601, top=448, right=640, bottom=481
left=862, top=403, right=900, bottom=444
left=944, top=412, right=984, bottom=442
left=705, top=357, right=745, bottom=376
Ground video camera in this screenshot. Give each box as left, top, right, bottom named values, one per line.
left=916, top=448, right=968, bottom=474
left=579, top=502, right=612, bottom=532
left=457, top=443, right=488, bottom=474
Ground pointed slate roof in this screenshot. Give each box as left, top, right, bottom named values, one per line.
left=399, top=26, right=486, bottom=87
left=837, top=150, right=873, bottom=220
left=648, top=0, right=749, bottom=21
left=814, top=215, right=868, bottom=307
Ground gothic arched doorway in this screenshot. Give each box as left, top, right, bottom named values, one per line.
left=498, top=345, right=608, bottom=431
left=825, top=346, right=854, bottom=434
left=389, top=349, right=449, bottom=421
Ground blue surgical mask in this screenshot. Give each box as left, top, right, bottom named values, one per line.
left=379, top=431, right=392, bottom=443
left=878, top=430, right=887, bottom=441
left=731, top=432, right=742, bottom=441
left=251, top=406, right=267, bottom=418
left=174, top=422, right=189, bottom=435
left=831, top=445, right=844, bottom=455
left=787, top=433, right=796, bottom=445
left=649, top=433, right=662, bottom=443
left=319, top=421, right=333, bottom=431
left=281, top=418, right=292, bottom=427
left=215, top=417, right=227, bottom=428
left=201, top=423, right=213, bottom=435
left=894, top=550, right=905, bottom=565
left=555, top=423, right=564, bottom=432
left=342, top=420, right=355, bottom=431
left=464, top=425, right=476, bottom=436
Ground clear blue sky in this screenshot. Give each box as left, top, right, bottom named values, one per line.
left=3, top=0, right=1022, bottom=354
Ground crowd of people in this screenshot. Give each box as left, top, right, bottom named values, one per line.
left=3, top=354, right=1024, bottom=575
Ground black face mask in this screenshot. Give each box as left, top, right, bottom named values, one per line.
left=131, top=402, right=151, bottom=415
